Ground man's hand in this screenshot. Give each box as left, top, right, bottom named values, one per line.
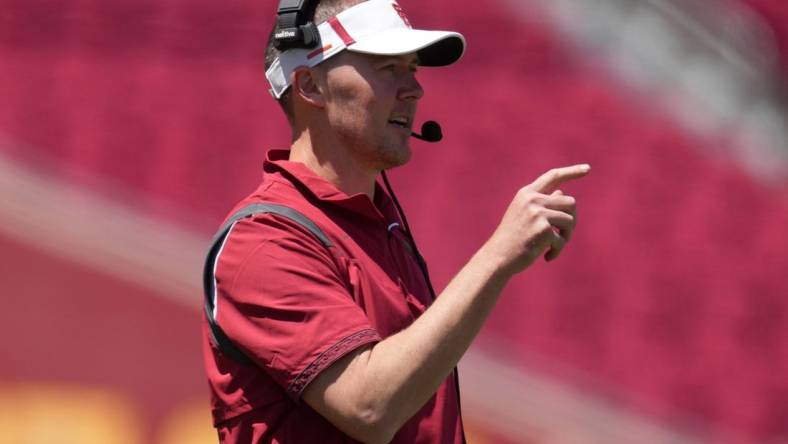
left=483, top=164, right=591, bottom=276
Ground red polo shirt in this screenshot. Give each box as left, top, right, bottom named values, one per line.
left=202, top=149, right=463, bottom=443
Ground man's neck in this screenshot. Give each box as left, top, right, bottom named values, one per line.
left=289, top=129, right=378, bottom=199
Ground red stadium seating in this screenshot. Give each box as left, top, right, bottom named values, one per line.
left=1, top=0, right=787, bottom=442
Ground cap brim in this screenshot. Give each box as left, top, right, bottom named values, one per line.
left=347, top=28, right=466, bottom=67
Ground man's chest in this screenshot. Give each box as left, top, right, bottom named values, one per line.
left=329, top=220, right=434, bottom=338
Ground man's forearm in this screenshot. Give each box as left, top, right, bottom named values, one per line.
left=355, top=244, right=512, bottom=440
left=303, top=165, right=588, bottom=443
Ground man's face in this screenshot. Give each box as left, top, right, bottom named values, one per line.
left=317, top=51, right=424, bottom=172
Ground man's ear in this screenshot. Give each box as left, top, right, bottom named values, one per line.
left=293, top=68, right=326, bottom=109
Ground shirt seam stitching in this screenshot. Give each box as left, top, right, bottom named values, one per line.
left=286, top=328, right=381, bottom=400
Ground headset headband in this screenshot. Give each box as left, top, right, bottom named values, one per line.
left=274, top=0, right=321, bottom=51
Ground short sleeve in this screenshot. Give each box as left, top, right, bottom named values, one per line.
left=213, top=214, right=381, bottom=399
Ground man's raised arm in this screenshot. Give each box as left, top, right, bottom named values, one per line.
left=302, top=164, right=591, bottom=444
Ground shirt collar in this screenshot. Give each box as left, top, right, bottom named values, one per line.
left=263, top=149, right=400, bottom=223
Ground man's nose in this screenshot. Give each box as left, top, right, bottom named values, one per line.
left=398, top=75, right=424, bottom=101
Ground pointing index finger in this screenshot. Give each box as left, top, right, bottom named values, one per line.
left=531, top=164, right=591, bottom=193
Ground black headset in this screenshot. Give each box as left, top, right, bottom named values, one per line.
left=274, top=0, right=322, bottom=51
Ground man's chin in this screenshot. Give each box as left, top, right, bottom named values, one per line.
left=379, top=143, right=412, bottom=169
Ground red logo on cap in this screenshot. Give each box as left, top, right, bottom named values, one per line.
left=392, top=3, right=412, bottom=28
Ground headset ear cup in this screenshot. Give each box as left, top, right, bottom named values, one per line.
left=301, top=23, right=321, bottom=48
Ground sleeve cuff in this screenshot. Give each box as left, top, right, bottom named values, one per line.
left=287, top=328, right=381, bottom=400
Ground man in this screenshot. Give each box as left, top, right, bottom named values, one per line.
left=202, top=0, right=590, bottom=443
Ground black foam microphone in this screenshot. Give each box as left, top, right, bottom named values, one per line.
left=411, top=121, right=443, bottom=143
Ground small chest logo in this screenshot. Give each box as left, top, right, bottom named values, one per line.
left=392, top=3, right=413, bottom=28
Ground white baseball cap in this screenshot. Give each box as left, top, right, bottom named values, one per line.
left=265, top=0, right=466, bottom=99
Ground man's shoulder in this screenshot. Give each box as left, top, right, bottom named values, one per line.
left=215, top=177, right=337, bottom=255
left=221, top=174, right=317, bottom=222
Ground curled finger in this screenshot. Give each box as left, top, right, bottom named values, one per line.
left=545, top=208, right=575, bottom=232
left=545, top=193, right=577, bottom=216
left=544, top=232, right=566, bottom=262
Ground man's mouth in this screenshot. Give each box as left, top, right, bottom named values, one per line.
left=388, top=116, right=411, bottom=130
